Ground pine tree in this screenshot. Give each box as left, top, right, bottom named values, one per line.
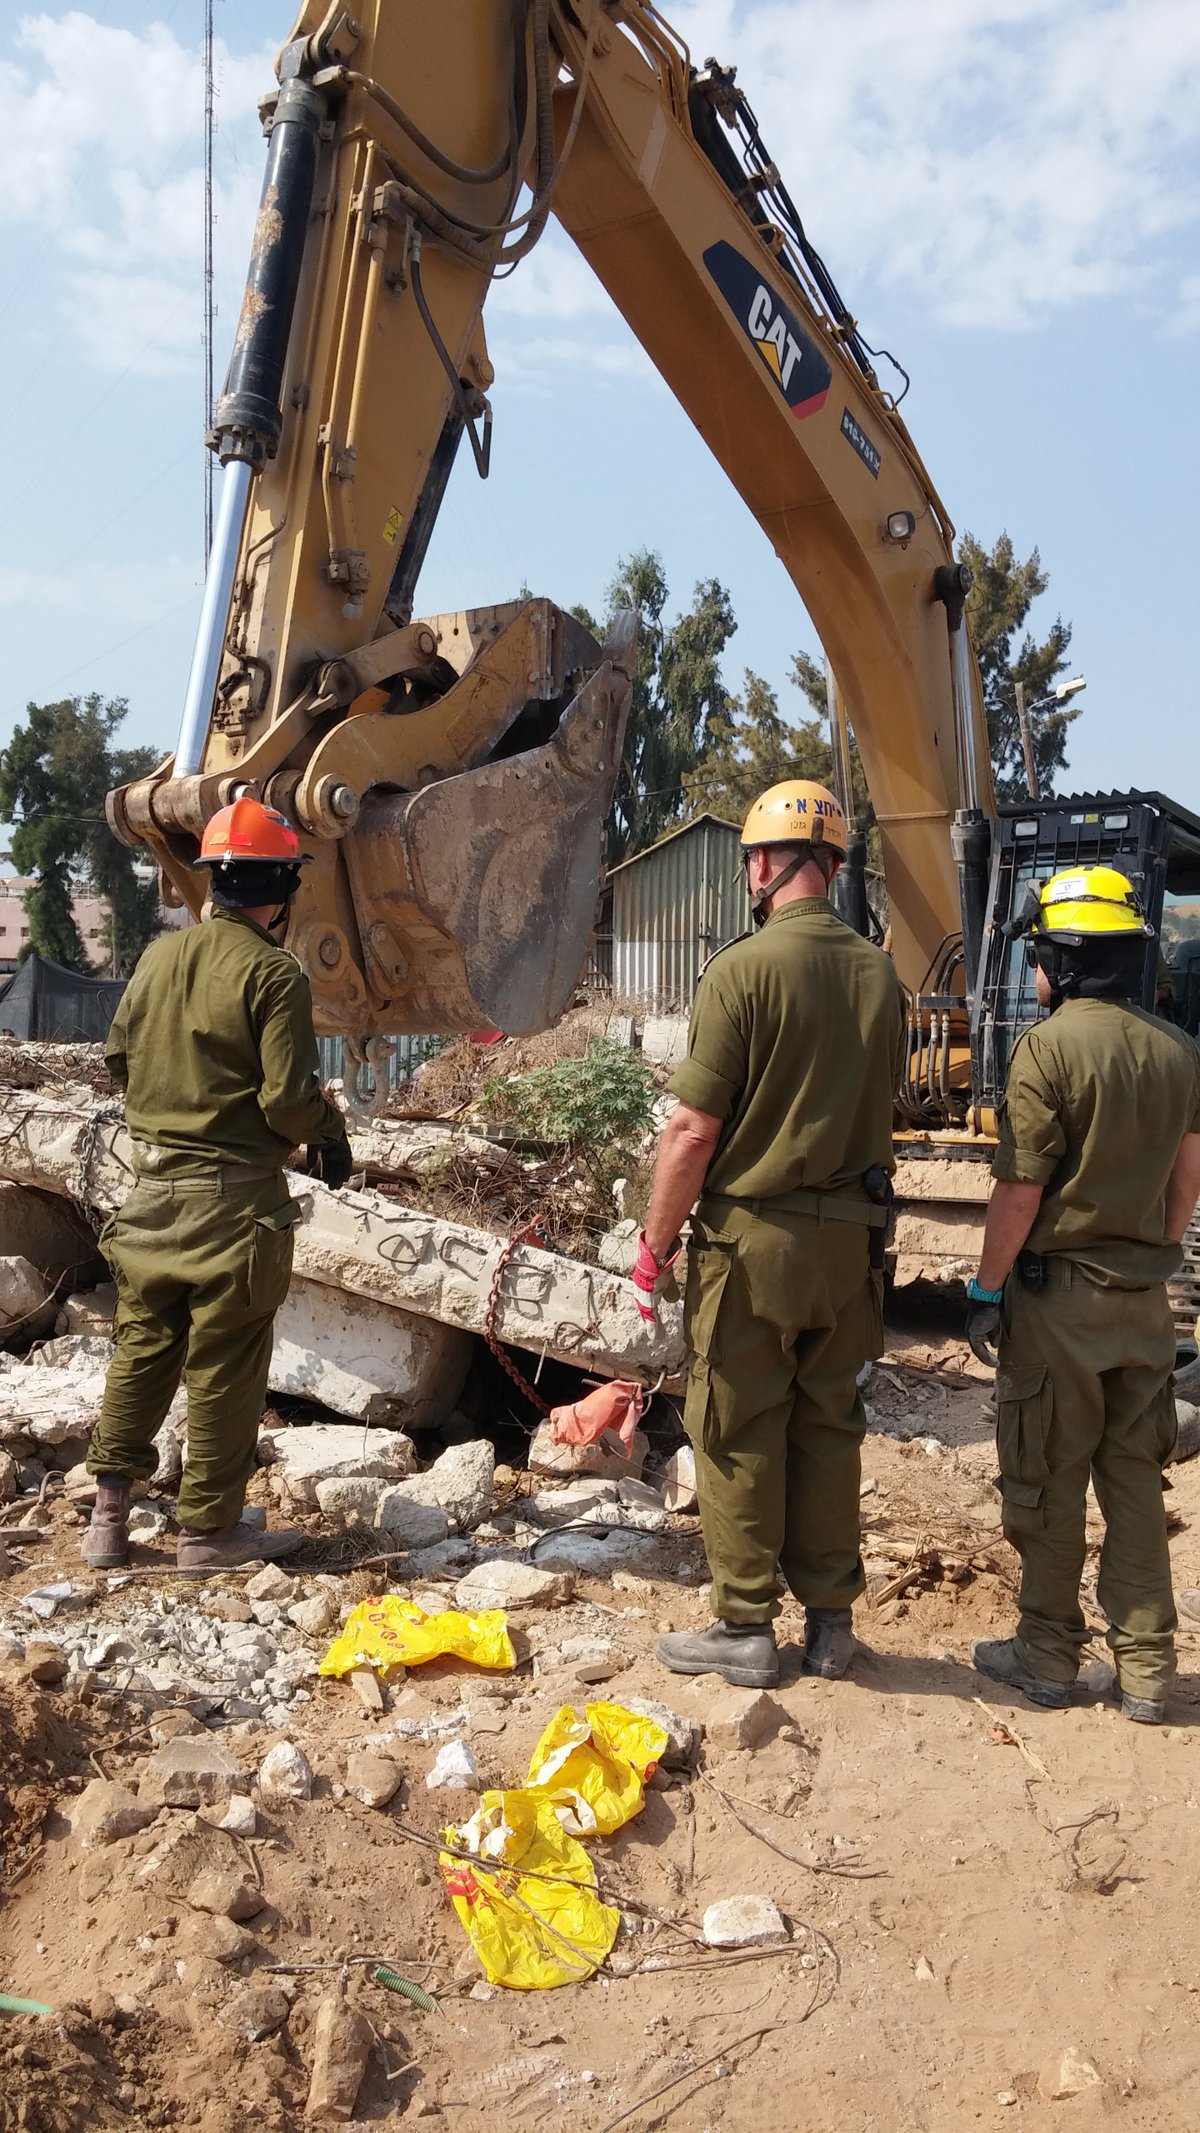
left=0, top=695, right=161, bottom=974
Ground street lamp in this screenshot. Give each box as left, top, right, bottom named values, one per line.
left=1013, top=676, right=1087, bottom=800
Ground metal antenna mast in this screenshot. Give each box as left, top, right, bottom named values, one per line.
left=203, top=0, right=216, bottom=561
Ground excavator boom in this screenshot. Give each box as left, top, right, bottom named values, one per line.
left=109, top=0, right=995, bottom=1091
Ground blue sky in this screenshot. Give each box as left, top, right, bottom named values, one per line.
left=1, top=0, right=1197, bottom=806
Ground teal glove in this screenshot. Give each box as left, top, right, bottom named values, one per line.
left=966, top=1276, right=1003, bottom=1366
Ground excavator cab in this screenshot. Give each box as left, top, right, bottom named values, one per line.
left=972, top=790, right=1200, bottom=1105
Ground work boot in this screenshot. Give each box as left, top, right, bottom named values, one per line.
left=176, top=1521, right=303, bottom=1580
left=971, top=1637, right=1075, bottom=1710
left=82, top=1476, right=133, bottom=1569
left=803, top=1608, right=856, bottom=1680
left=656, top=1621, right=779, bottom=1688
left=1118, top=1693, right=1166, bottom=1725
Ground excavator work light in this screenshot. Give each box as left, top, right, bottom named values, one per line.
left=885, top=511, right=916, bottom=544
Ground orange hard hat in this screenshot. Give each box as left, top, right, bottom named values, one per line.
left=194, top=797, right=307, bottom=868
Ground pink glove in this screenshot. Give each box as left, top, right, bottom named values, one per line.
left=548, top=1378, right=647, bottom=1452
left=632, top=1230, right=682, bottom=1325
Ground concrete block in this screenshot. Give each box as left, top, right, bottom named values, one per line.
left=56, top=1284, right=117, bottom=1337
left=391, top=1439, right=495, bottom=1530
left=314, top=1475, right=389, bottom=1526
left=702, top=1895, right=788, bottom=1948
left=266, top=1422, right=416, bottom=1512
left=0, top=1256, right=53, bottom=1340
left=663, top=1444, right=698, bottom=1512
left=454, top=1559, right=574, bottom=1610
left=269, top=1274, right=472, bottom=1427
left=527, top=1423, right=648, bottom=1481
left=373, top=1491, right=449, bottom=1548
left=706, top=1689, right=786, bottom=1752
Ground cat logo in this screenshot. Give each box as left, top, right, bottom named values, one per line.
left=703, top=240, right=831, bottom=419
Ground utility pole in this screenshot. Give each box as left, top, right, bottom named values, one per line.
left=1014, top=681, right=1039, bottom=800
left=203, top=0, right=216, bottom=562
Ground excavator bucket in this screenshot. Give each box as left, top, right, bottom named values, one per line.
left=109, top=603, right=635, bottom=1059
left=344, top=650, right=634, bottom=1038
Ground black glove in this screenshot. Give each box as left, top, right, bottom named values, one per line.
left=965, top=1277, right=1002, bottom=1367
left=307, top=1137, right=354, bottom=1190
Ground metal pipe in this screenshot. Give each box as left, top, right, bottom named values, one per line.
left=949, top=618, right=980, bottom=814
left=174, top=457, right=253, bottom=775
left=1014, top=680, right=1040, bottom=799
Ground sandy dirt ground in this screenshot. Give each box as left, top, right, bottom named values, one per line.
left=3, top=1306, right=1200, bottom=2133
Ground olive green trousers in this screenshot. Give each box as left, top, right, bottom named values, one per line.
left=996, top=1265, right=1178, bottom=1699
left=86, top=1171, right=299, bottom=1531
left=682, top=1196, right=883, bottom=1623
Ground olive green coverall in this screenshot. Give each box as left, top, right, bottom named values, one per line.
left=668, top=899, right=906, bottom=1623
left=85, top=910, right=349, bottom=1530
left=993, top=998, right=1200, bottom=1699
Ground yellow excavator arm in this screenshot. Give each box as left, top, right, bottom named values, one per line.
left=109, top=0, right=994, bottom=1087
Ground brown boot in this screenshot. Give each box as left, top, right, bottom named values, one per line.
left=175, top=1521, right=303, bottom=1580
left=83, top=1477, right=133, bottom=1569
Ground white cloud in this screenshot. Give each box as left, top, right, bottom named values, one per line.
left=667, top=0, right=1200, bottom=329
left=3, top=0, right=1197, bottom=401
left=0, top=11, right=271, bottom=372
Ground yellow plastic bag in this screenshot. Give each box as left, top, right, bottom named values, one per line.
left=318, top=1596, right=515, bottom=1678
left=439, top=1788, right=620, bottom=1991
left=525, top=1702, right=670, bottom=1837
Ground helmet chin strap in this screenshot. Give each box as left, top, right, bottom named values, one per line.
left=747, top=847, right=812, bottom=928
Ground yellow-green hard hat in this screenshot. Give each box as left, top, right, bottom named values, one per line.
left=1030, top=864, right=1153, bottom=939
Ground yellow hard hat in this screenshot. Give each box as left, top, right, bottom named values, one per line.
left=740, top=780, right=848, bottom=856
left=1030, top=864, right=1152, bottom=939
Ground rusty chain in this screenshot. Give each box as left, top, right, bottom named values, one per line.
left=482, top=1214, right=555, bottom=1417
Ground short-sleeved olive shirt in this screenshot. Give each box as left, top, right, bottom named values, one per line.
left=106, top=909, right=348, bottom=1175
left=992, top=996, right=1200, bottom=1283
left=667, top=898, right=906, bottom=1200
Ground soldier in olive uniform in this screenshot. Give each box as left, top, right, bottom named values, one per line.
left=84, top=798, right=353, bottom=1578
left=968, top=866, right=1200, bottom=1722
left=632, top=782, right=906, bottom=1688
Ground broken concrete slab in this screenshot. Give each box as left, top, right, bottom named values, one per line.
left=271, top=1275, right=472, bottom=1428
left=0, top=1087, right=685, bottom=1382
left=44, top=1275, right=470, bottom=1433
left=265, top=1423, right=416, bottom=1513
left=0, top=1340, right=110, bottom=1452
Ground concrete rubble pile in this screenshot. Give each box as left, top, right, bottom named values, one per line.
left=0, top=1076, right=683, bottom=1459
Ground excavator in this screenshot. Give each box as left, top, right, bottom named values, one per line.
left=108, top=0, right=1200, bottom=1323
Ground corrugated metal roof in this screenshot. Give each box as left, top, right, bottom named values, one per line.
left=605, top=812, right=743, bottom=876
